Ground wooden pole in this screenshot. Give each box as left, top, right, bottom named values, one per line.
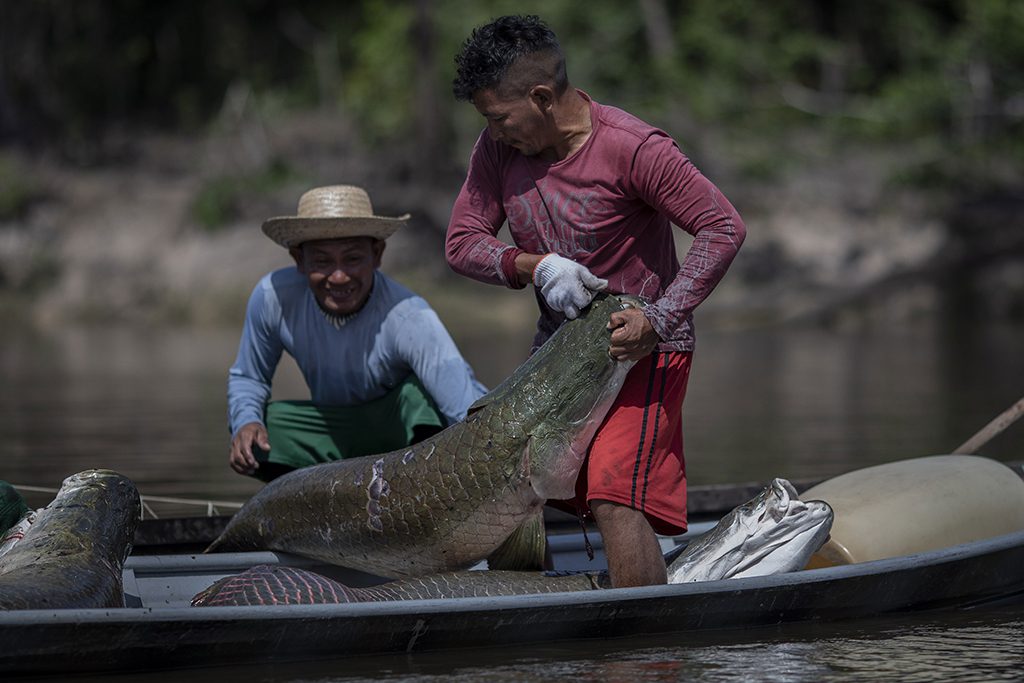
left=952, top=395, right=1024, bottom=454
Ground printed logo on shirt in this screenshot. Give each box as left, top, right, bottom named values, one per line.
left=506, top=178, right=599, bottom=259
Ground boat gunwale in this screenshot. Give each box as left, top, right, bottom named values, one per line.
left=2, top=527, right=1022, bottom=625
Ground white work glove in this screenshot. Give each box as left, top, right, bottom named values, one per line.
left=532, top=253, right=608, bottom=319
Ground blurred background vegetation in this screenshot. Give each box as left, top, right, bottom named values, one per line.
left=0, top=0, right=1022, bottom=325
left=3, top=1, right=1022, bottom=177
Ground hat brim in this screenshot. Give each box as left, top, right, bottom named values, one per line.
left=262, top=215, right=410, bottom=248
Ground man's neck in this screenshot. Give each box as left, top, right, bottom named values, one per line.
left=314, top=277, right=375, bottom=329
left=542, top=88, right=592, bottom=162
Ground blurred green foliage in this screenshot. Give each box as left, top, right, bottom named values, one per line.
left=1, top=0, right=1021, bottom=189
left=0, top=154, right=41, bottom=221
left=345, top=0, right=417, bottom=141
left=191, top=158, right=301, bottom=231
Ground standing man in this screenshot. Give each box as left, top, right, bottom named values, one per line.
left=230, top=184, right=487, bottom=482
left=445, top=16, right=745, bottom=587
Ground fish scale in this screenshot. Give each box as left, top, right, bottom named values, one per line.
left=207, top=294, right=640, bottom=579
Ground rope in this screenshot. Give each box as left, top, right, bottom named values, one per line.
left=10, top=484, right=245, bottom=519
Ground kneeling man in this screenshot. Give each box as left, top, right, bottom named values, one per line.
left=228, top=184, right=487, bottom=481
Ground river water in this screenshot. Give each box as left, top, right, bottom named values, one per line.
left=2, top=301, right=1023, bottom=681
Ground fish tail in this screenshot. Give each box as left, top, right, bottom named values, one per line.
left=486, top=508, right=548, bottom=571
left=191, top=565, right=361, bottom=606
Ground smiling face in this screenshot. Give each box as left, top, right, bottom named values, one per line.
left=472, top=86, right=556, bottom=158
left=290, top=237, right=384, bottom=316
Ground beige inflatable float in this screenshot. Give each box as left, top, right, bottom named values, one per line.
left=801, top=454, right=1024, bottom=568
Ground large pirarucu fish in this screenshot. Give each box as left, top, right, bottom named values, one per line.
left=193, top=477, right=833, bottom=605
left=0, top=470, right=140, bottom=610
left=207, top=293, right=641, bottom=578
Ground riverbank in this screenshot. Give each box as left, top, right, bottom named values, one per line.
left=1, top=109, right=1022, bottom=332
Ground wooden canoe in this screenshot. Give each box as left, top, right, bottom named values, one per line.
left=2, top=461, right=1022, bottom=676
left=2, top=519, right=1023, bottom=675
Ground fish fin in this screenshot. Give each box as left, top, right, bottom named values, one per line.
left=466, top=395, right=490, bottom=414
left=466, top=371, right=520, bottom=413
left=486, top=508, right=548, bottom=571
left=467, top=357, right=535, bottom=413
left=525, top=431, right=577, bottom=499
left=661, top=539, right=690, bottom=566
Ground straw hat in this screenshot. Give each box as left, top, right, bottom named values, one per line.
left=262, top=185, right=410, bottom=248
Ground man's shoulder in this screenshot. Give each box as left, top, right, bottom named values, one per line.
left=375, top=273, right=433, bottom=316
left=592, top=99, right=666, bottom=146
left=259, top=266, right=306, bottom=296
left=248, top=266, right=305, bottom=312
left=373, top=274, right=446, bottom=329
left=264, top=265, right=303, bottom=286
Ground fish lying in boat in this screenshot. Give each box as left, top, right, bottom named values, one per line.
left=207, top=293, right=640, bottom=579
left=667, top=478, right=833, bottom=583
left=0, top=470, right=139, bottom=610
left=193, top=477, right=833, bottom=605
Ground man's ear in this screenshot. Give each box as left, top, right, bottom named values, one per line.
left=289, top=245, right=305, bottom=271
left=529, top=85, right=555, bottom=112
left=372, top=239, right=386, bottom=268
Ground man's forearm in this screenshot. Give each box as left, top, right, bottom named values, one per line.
left=227, top=374, right=271, bottom=437
left=513, top=252, right=546, bottom=287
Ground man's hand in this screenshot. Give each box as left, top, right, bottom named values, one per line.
left=532, top=254, right=608, bottom=319
left=607, top=307, right=660, bottom=361
left=229, top=422, right=270, bottom=475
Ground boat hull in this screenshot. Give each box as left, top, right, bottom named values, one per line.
left=2, top=529, right=1023, bottom=676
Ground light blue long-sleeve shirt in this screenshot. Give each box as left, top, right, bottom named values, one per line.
left=227, top=267, right=487, bottom=437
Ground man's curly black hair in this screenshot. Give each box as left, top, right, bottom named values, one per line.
left=452, top=15, right=567, bottom=101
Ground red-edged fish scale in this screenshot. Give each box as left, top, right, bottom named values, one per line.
left=191, top=565, right=361, bottom=606
left=191, top=564, right=605, bottom=606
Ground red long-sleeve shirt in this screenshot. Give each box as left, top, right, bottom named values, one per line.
left=446, top=93, right=745, bottom=352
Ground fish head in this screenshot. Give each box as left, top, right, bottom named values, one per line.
left=525, top=293, right=640, bottom=500
left=63, top=470, right=142, bottom=563
left=668, top=478, right=834, bottom=583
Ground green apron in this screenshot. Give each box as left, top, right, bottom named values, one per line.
left=253, top=375, right=444, bottom=482
left=0, top=481, right=30, bottom=535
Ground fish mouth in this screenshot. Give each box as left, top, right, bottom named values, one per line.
left=765, top=479, right=800, bottom=522
left=760, top=479, right=831, bottom=527
left=723, top=480, right=834, bottom=569
left=614, top=293, right=648, bottom=311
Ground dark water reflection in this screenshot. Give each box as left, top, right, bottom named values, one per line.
left=2, top=316, right=1023, bottom=681
left=2, top=316, right=1021, bottom=506
left=70, top=604, right=1024, bottom=682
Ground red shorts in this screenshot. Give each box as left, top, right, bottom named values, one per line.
left=550, top=351, right=692, bottom=535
